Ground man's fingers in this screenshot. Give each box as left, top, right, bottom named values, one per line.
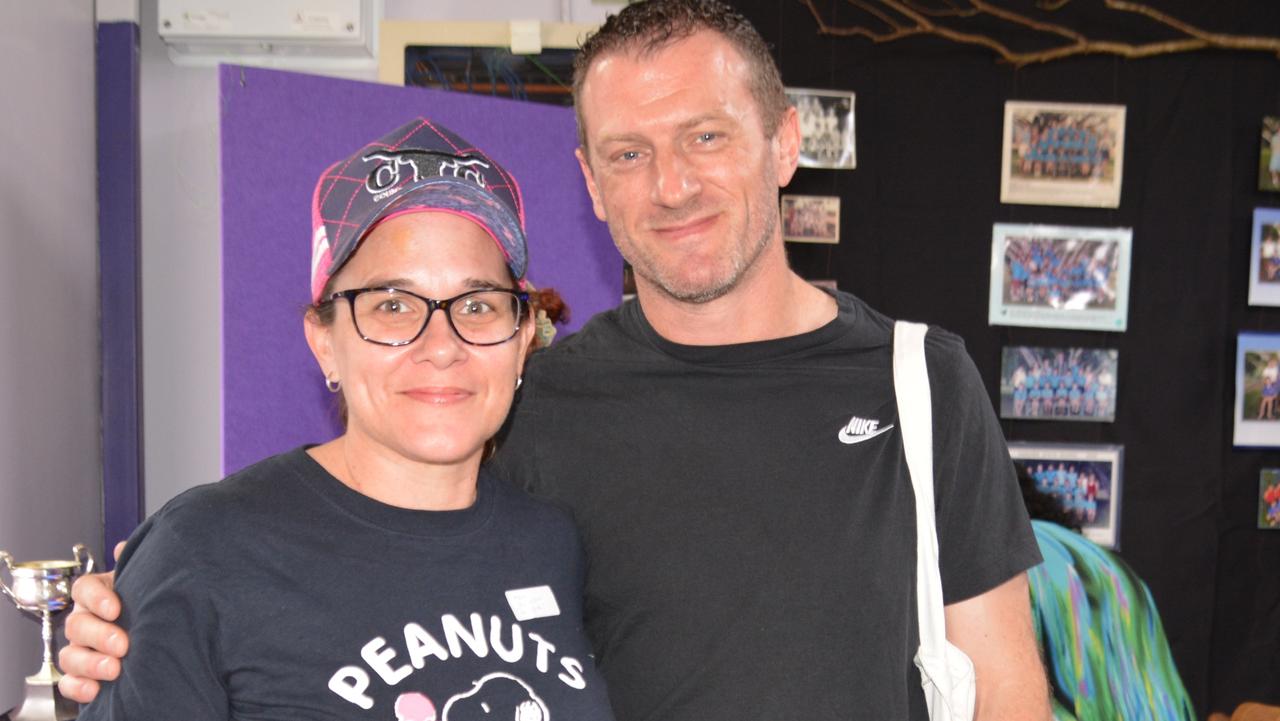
left=64, top=606, right=129, bottom=659
left=71, top=573, right=120, bottom=622
left=112, top=541, right=126, bottom=563
left=58, top=643, right=121, bottom=681
left=56, top=673, right=102, bottom=705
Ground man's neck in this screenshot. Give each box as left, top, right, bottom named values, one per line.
left=635, top=242, right=839, bottom=346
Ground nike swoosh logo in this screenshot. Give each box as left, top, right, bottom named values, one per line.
left=838, top=424, right=895, bottom=445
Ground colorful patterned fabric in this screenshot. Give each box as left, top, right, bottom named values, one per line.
left=1028, top=520, right=1196, bottom=721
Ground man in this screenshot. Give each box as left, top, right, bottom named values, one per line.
left=59, top=1, right=1049, bottom=719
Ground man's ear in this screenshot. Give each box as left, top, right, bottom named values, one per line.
left=773, top=105, right=801, bottom=189
left=575, top=147, right=608, bottom=222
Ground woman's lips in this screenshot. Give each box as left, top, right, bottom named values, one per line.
left=401, top=387, right=473, bottom=405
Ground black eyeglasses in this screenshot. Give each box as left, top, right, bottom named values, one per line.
left=322, top=287, right=528, bottom=347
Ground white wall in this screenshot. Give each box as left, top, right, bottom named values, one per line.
left=0, top=1, right=103, bottom=711
left=137, top=0, right=225, bottom=512
left=139, top=0, right=621, bottom=511
left=387, top=0, right=620, bottom=24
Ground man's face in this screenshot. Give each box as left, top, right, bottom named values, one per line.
left=575, top=30, right=798, bottom=304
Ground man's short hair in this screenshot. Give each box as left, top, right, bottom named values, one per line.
left=572, top=0, right=789, bottom=149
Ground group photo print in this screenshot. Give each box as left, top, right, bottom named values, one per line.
left=1009, top=442, right=1124, bottom=549
left=988, top=223, right=1132, bottom=332
left=781, top=194, right=841, bottom=244
left=785, top=87, right=856, bottom=170
left=999, top=346, right=1119, bottom=423
left=1000, top=100, right=1126, bottom=208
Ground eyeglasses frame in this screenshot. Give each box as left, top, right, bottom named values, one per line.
left=321, top=286, right=529, bottom=347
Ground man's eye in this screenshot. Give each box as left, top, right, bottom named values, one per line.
left=698, top=132, right=718, bottom=143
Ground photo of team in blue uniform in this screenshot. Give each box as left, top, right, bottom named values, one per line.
left=1002, top=236, right=1119, bottom=310
left=1011, top=111, right=1117, bottom=181
left=1001, top=346, right=1118, bottom=422
left=1018, top=458, right=1110, bottom=528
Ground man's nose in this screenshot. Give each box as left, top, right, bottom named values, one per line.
left=650, top=149, right=700, bottom=208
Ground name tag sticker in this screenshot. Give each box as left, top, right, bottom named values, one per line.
left=505, top=586, right=561, bottom=621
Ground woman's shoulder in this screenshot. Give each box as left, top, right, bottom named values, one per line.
left=115, top=448, right=319, bottom=577
left=148, top=448, right=314, bottom=532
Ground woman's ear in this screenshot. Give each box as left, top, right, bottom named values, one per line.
left=303, top=310, right=336, bottom=380
left=516, top=312, right=538, bottom=370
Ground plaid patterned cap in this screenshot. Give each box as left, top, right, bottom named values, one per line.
left=310, top=118, right=527, bottom=301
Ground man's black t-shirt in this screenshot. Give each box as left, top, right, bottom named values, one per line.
left=490, top=291, right=1041, bottom=721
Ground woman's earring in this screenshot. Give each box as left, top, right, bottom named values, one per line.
left=325, top=375, right=341, bottom=393
left=515, top=376, right=523, bottom=390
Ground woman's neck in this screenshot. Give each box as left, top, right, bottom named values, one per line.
left=307, top=434, right=481, bottom=511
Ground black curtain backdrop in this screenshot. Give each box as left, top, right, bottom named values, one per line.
left=728, top=0, right=1280, bottom=715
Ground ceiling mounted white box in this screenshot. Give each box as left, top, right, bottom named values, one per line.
left=157, top=0, right=382, bottom=69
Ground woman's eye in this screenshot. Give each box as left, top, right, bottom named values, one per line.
left=458, top=299, right=494, bottom=315
left=376, top=299, right=408, bottom=314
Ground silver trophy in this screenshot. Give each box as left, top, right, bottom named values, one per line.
left=0, top=545, right=95, bottom=721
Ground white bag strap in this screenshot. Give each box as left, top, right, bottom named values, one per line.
left=894, top=320, right=974, bottom=721
left=893, top=321, right=947, bottom=657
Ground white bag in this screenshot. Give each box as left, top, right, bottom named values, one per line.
left=893, top=321, right=976, bottom=721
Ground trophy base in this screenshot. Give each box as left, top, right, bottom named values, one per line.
left=1, top=679, right=78, bottom=721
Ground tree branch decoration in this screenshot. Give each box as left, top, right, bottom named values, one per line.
left=800, top=0, right=1280, bottom=67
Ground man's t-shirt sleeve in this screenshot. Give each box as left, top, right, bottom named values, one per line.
left=489, top=371, right=544, bottom=494
left=925, top=330, right=1042, bottom=604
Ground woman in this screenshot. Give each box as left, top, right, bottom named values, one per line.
left=76, top=119, right=615, bottom=721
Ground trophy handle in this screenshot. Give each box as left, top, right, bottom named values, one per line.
left=72, top=544, right=95, bottom=576
left=0, top=550, right=13, bottom=601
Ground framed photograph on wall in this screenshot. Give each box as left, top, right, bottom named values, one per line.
left=1262, top=116, right=1280, bottom=193
left=1248, top=208, right=1280, bottom=306
left=785, top=87, right=855, bottom=169
left=1009, top=442, right=1124, bottom=549
left=1260, top=469, right=1280, bottom=530
left=1001, top=100, right=1126, bottom=208
left=1232, top=332, right=1280, bottom=447
left=988, top=223, right=1132, bottom=332
left=1000, top=346, right=1118, bottom=422
left=781, top=194, right=840, bottom=244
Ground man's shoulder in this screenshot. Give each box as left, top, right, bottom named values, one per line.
left=832, top=290, right=968, bottom=361
left=526, top=301, right=644, bottom=370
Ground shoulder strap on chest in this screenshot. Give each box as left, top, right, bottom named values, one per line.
left=892, top=320, right=943, bottom=643
left=893, top=320, right=975, bottom=721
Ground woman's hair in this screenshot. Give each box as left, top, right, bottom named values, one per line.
left=527, top=287, right=569, bottom=327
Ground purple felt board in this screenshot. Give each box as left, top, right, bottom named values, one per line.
left=220, top=65, right=620, bottom=475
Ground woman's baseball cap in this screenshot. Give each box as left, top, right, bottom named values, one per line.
left=309, top=118, right=527, bottom=301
